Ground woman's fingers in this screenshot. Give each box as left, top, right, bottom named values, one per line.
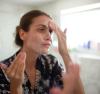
left=49, top=21, right=68, bottom=54
left=63, top=63, right=80, bottom=86
left=48, top=21, right=56, bottom=31
left=6, top=52, right=26, bottom=79
left=64, top=28, right=67, bottom=39
left=0, top=63, right=7, bottom=70
left=10, top=52, right=26, bottom=88
left=14, top=61, right=25, bottom=85
left=15, top=52, right=26, bottom=79
left=49, top=21, right=60, bottom=35
left=64, top=28, right=67, bottom=34
left=68, top=63, right=80, bottom=77
left=6, top=52, right=23, bottom=74
left=62, top=63, right=80, bottom=94
left=49, top=21, right=67, bottom=35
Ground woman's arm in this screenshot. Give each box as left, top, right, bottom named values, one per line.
left=61, top=54, right=85, bottom=94
left=49, top=21, right=85, bottom=94
left=0, top=52, right=26, bottom=94
left=62, top=63, right=82, bottom=94
left=73, top=77, right=85, bottom=94
left=10, top=85, right=23, bottom=94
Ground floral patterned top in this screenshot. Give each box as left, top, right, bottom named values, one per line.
left=0, top=50, right=63, bottom=94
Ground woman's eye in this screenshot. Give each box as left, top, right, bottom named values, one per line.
left=37, top=28, right=52, bottom=34
left=39, top=28, right=45, bottom=31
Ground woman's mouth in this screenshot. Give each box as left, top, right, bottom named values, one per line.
left=42, top=43, right=51, bottom=48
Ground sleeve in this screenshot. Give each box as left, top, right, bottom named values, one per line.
left=0, top=65, right=10, bottom=94
left=48, top=55, right=63, bottom=89
left=0, top=53, right=16, bottom=94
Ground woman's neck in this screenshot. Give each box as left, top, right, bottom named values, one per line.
left=21, top=47, right=39, bottom=70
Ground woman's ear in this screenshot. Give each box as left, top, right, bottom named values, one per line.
left=19, top=29, right=27, bottom=41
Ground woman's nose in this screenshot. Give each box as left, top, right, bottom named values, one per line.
left=45, top=30, right=52, bottom=41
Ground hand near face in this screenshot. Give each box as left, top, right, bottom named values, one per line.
left=49, top=21, right=68, bottom=55
left=0, top=52, right=26, bottom=89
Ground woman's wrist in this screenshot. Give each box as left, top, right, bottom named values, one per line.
left=10, top=84, right=23, bottom=94
left=61, top=52, right=72, bottom=67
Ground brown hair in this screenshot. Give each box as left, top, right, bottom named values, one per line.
left=15, top=10, right=51, bottom=47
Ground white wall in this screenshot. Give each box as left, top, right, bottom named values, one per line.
left=36, top=0, right=100, bottom=24
left=80, top=58, right=100, bottom=94
left=0, top=2, right=35, bottom=60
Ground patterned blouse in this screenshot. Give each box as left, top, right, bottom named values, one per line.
left=0, top=50, right=63, bottom=94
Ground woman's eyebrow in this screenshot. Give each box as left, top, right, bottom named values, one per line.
left=36, top=24, right=48, bottom=28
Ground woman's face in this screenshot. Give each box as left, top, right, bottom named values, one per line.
left=22, top=15, right=52, bottom=54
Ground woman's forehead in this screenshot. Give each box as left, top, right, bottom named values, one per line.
left=32, top=15, right=51, bottom=25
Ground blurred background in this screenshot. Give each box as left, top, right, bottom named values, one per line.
left=0, top=0, right=100, bottom=94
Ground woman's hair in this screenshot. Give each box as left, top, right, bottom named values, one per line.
left=15, top=10, right=51, bottom=47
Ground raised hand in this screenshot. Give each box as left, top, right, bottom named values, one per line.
left=0, top=52, right=26, bottom=94
left=49, top=21, right=72, bottom=67
left=49, top=21, right=68, bottom=55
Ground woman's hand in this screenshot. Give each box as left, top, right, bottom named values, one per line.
left=49, top=63, right=80, bottom=94
left=62, top=63, right=80, bottom=94
left=49, top=21, right=72, bottom=67
left=7, top=52, right=26, bottom=87
left=0, top=52, right=26, bottom=94
left=49, top=21, right=68, bottom=55
left=49, top=21, right=84, bottom=94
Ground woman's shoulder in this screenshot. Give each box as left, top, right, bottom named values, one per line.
left=0, top=50, right=19, bottom=67
left=0, top=56, right=14, bottom=67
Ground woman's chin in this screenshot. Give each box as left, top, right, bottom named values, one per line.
left=40, top=50, right=49, bottom=54
left=42, top=51, right=48, bottom=54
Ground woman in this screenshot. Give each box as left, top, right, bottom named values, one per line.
left=0, top=10, right=84, bottom=94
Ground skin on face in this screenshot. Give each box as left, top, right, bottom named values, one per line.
left=21, top=15, right=52, bottom=55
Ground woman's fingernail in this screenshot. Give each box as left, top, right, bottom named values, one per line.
left=21, top=52, right=26, bottom=58
left=20, top=52, right=26, bottom=62
left=64, top=28, right=67, bottom=33
left=0, top=63, right=7, bottom=69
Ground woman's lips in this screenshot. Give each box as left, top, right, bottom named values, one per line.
left=42, top=43, right=51, bottom=48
